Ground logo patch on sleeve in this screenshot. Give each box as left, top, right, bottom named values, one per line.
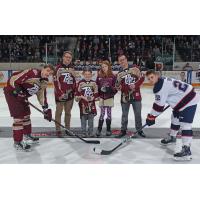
left=33, top=69, right=38, bottom=75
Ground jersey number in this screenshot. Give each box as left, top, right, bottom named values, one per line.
left=27, top=84, right=40, bottom=95
left=173, top=80, right=188, bottom=92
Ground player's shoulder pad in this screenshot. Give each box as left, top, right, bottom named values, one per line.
left=32, top=68, right=40, bottom=76
left=153, top=77, right=164, bottom=93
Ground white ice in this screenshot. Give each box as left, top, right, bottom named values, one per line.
left=0, top=87, right=200, bottom=164
left=1, top=87, right=200, bottom=128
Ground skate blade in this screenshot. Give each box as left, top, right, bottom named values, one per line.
left=160, top=142, right=175, bottom=146
left=25, top=140, right=39, bottom=145
left=173, top=156, right=192, bottom=161
left=15, top=148, right=32, bottom=152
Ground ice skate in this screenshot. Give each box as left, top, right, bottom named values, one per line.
left=24, top=134, right=39, bottom=144
left=161, top=135, right=176, bottom=146
left=173, top=145, right=192, bottom=161
left=14, top=141, right=31, bottom=152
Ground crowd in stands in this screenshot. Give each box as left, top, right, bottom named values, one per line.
left=75, top=35, right=174, bottom=69
left=1, top=35, right=200, bottom=69
left=0, top=36, right=57, bottom=62
left=175, top=35, right=200, bottom=62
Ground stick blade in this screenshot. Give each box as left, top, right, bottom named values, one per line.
left=93, top=147, right=112, bottom=155
left=100, top=150, right=112, bottom=155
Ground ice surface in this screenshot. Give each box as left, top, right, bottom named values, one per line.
left=0, top=87, right=200, bottom=164
left=0, top=87, right=199, bottom=128
left=0, top=138, right=199, bottom=164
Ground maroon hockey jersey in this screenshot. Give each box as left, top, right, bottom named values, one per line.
left=54, top=63, right=76, bottom=102
left=96, top=74, right=117, bottom=100
left=115, top=66, right=144, bottom=103
left=4, top=68, right=48, bottom=106
left=75, top=79, right=99, bottom=116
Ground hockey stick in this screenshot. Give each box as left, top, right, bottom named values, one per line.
left=28, top=101, right=100, bottom=144
left=93, top=105, right=170, bottom=155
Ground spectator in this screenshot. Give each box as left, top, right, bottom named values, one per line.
left=182, top=63, right=193, bottom=84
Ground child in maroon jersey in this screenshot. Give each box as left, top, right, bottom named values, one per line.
left=4, top=64, right=55, bottom=151
left=75, top=67, right=98, bottom=137
left=96, top=61, right=117, bottom=136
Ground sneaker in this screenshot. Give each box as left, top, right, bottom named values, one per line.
left=174, top=145, right=192, bottom=161
left=14, top=141, right=31, bottom=152
left=88, top=132, right=95, bottom=138
left=65, top=130, right=74, bottom=137
left=138, top=130, right=146, bottom=138
left=24, top=134, right=39, bottom=144
left=161, top=135, right=176, bottom=146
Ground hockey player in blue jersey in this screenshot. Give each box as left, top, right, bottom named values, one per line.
left=145, top=70, right=199, bottom=161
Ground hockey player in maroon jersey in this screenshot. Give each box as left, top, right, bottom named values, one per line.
left=75, top=66, right=98, bottom=137
left=115, top=54, right=145, bottom=138
left=4, top=64, right=55, bottom=151
left=54, top=51, right=77, bottom=133
left=96, top=60, right=117, bottom=136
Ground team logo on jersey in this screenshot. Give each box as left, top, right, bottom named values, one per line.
left=122, top=74, right=137, bottom=85
left=27, top=84, right=40, bottom=95
left=155, top=95, right=161, bottom=101
left=62, top=72, right=73, bottom=84
left=82, top=86, right=93, bottom=97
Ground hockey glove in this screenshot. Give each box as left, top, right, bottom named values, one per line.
left=146, top=114, right=156, bottom=126
left=12, top=87, right=26, bottom=102
left=42, top=105, right=52, bottom=122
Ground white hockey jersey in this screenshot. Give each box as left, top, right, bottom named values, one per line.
left=150, top=77, right=200, bottom=116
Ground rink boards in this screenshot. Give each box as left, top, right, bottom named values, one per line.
left=1, top=70, right=200, bottom=87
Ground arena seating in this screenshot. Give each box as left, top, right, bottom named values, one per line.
left=1, top=35, right=200, bottom=70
